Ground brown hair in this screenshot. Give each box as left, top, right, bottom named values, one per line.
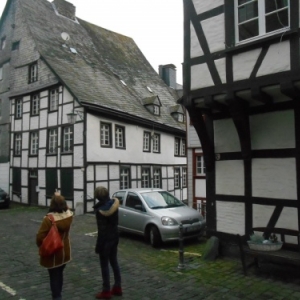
left=49, top=194, right=68, bottom=213
left=94, top=186, right=109, bottom=201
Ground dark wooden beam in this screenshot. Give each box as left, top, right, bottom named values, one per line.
left=251, top=87, right=273, bottom=105
left=204, top=95, right=228, bottom=112
left=280, top=81, right=300, bottom=99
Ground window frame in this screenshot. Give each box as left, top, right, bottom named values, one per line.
left=31, top=94, right=40, bottom=116
left=120, top=166, right=131, bottom=190
left=235, top=0, right=290, bottom=44
left=14, top=133, right=22, bottom=156
left=143, top=131, right=151, bottom=152
left=115, top=125, right=126, bottom=149
left=28, top=62, right=38, bottom=83
left=1, top=37, right=6, bottom=50
left=49, top=87, right=59, bottom=112
left=0, top=66, right=2, bottom=81
left=141, top=167, right=151, bottom=188
left=153, top=167, right=162, bottom=188
left=100, top=122, right=112, bottom=148
left=182, top=167, right=187, bottom=188
left=62, top=125, right=73, bottom=153
left=30, top=131, right=39, bottom=156
left=47, top=127, right=58, bottom=154
left=153, top=105, right=160, bottom=116
left=196, top=155, right=206, bottom=176
left=152, top=133, right=160, bottom=153
left=174, top=167, right=181, bottom=189
left=15, top=98, right=22, bottom=119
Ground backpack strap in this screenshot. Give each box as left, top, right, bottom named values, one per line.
left=47, top=214, right=55, bottom=224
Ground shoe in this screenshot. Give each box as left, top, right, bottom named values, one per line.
left=111, top=286, right=123, bottom=296
left=95, top=291, right=112, bottom=299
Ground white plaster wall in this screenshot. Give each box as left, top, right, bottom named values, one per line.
left=257, top=41, right=290, bottom=77
left=191, top=64, right=214, bottom=90
left=0, top=163, right=9, bottom=192
left=195, top=178, right=206, bottom=198
left=214, top=119, right=240, bottom=153
left=74, top=122, right=84, bottom=144
left=63, top=87, right=73, bottom=103
left=15, top=119, right=22, bottom=131
left=192, top=0, right=224, bottom=15
left=38, top=169, right=45, bottom=189
left=39, top=149, right=46, bottom=167
left=21, top=150, right=28, bottom=168
left=250, top=110, right=295, bottom=150
left=86, top=165, right=94, bottom=181
left=87, top=182, right=94, bottom=199
left=216, top=201, right=245, bottom=235
left=202, top=15, right=225, bottom=53
left=39, top=129, right=47, bottom=148
left=21, top=187, right=28, bottom=203
left=233, top=48, right=261, bottom=81
left=61, top=155, right=72, bottom=167
left=47, top=156, right=56, bottom=167
left=216, top=160, right=244, bottom=195
left=190, top=23, right=203, bottom=58
left=73, top=146, right=83, bottom=166
left=29, top=157, right=38, bottom=168
left=74, top=169, right=84, bottom=189
left=96, top=165, right=108, bottom=181
left=62, top=103, right=73, bottom=124
left=74, top=191, right=84, bottom=207
left=22, top=132, right=29, bottom=150
left=188, top=125, right=202, bottom=147
left=215, top=58, right=226, bottom=84
left=86, top=114, right=186, bottom=165
left=110, top=181, right=120, bottom=195
left=109, top=165, right=119, bottom=180
left=252, top=158, right=297, bottom=200
left=23, top=113, right=30, bottom=131
left=14, top=157, right=21, bottom=167
left=40, top=110, right=48, bottom=128
left=30, top=116, right=39, bottom=130
left=48, top=111, right=58, bottom=127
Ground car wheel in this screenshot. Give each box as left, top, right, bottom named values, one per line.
left=149, top=226, right=161, bottom=248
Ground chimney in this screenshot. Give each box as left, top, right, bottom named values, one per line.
left=159, top=64, right=177, bottom=89
left=52, top=0, right=76, bottom=21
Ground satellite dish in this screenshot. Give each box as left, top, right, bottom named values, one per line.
left=61, top=32, right=70, bottom=41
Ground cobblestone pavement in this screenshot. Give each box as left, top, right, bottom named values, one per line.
left=1, top=205, right=300, bottom=300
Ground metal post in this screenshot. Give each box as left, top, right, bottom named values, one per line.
left=178, top=223, right=185, bottom=270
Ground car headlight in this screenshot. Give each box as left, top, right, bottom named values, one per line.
left=161, top=216, right=178, bottom=226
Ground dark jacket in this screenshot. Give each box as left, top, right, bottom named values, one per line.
left=93, top=198, right=119, bottom=252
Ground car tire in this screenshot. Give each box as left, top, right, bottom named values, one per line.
left=149, top=226, right=161, bottom=248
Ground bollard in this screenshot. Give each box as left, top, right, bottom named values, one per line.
left=178, top=223, right=185, bottom=270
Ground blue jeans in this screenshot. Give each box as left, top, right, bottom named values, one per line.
left=99, top=238, right=121, bottom=291
left=48, top=264, right=66, bottom=300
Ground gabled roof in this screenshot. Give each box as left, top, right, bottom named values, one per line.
left=4, top=0, right=185, bottom=132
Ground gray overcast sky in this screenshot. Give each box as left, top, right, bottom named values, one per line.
left=0, top=0, right=184, bottom=84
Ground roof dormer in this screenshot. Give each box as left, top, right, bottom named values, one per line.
left=170, top=104, right=184, bottom=123
left=142, top=95, right=161, bottom=116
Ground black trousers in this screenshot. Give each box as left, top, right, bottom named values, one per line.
left=48, top=264, right=66, bottom=300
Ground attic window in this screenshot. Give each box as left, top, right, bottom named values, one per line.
left=153, top=105, right=160, bottom=116
left=172, top=112, right=184, bottom=123
left=12, top=41, right=20, bottom=51
left=147, top=86, right=153, bottom=93
left=120, top=80, right=127, bottom=86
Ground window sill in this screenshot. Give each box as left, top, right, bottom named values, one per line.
left=225, top=29, right=298, bottom=54
left=46, top=153, right=57, bottom=156
left=61, top=151, right=73, bottom=155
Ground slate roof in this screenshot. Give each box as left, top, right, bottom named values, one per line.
left=3, top=0, right=185, bottom=132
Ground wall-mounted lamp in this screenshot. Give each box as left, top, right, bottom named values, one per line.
left=67, top=110, right=84, bottom=124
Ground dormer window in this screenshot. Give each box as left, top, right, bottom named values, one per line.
left=142, top=95, right=162, bottom=116
left=170, top=105, right=184, bottom=122
left=178, top=113, right=184, bottom=122
left=29, top=62, right=38, bottom=83
left=153, top=105, right=160, bottom=116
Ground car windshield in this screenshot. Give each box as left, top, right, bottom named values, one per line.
left=141, top=191, right=185, bottom=209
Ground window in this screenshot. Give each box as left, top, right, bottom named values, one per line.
left=120, top=166, right=131, bottom=189
left=12, top=41, right=20, bottom=51
left=100, top=122, right=112, bottom=147
left=141, top=167, right=151, bottom=188
left=126, top=192, right=143, bottom=210
left=196, top=155, right=206, bottom=175
left=49, top=88, right=59, bottom=111
left=30, top=131, right=39, bottom=155
left=15, top=98, right=22, bottom=119
left=235, top=0, right=289, bottom=43
left=0, top=66, right=2, bottom=81
left=153, top=168, right=161, bottom=188
left=115, top=125, right=125, bottom=149
left=175, top=137, right=186, bottom=156
left=182, top=167, right=187, bottom=187
left=31, top=94, right=39, bottom=116
left=61, top=168, right=73, bottom=199
left=46, top=169, right=58, bottom=197
left=1, top=37, right=6, bottom=50
left=48, top=128, right=58, bottom=154
left=178, top=113, right=184, bottom=123
left=153, top=105, right=160, bottom=115
left=174, top=168, right=180, bottom=189
left=153, top=133, right=160, bottom=153
left=143, top=132, right=151, bottom=152
left=0, top=99, right=2, bottom=117
left=29, top=62, right=38, bottom=83
left=14, top=133, right=22, bottom=156
left=62, top=126, right=73, bottom=152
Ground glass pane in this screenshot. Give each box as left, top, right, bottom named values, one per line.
left=266, top=9, right=289, bottom=32
left=265, top=0, right=288, bottom=14
left=239, top=19, right=259, bottom=41
left=238, top=0, right=253, bottom=5
left=238, top=1, right=258, bottom=23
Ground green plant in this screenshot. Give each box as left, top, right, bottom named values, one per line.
left=249, top=233, right=264, bottom=243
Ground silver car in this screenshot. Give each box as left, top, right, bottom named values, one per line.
left=112, top=188, right=206, bottom=247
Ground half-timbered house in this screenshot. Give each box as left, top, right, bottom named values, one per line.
left=0, top=0, right=187, bottom=212
left=181, top=0, right=299, bottom=242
